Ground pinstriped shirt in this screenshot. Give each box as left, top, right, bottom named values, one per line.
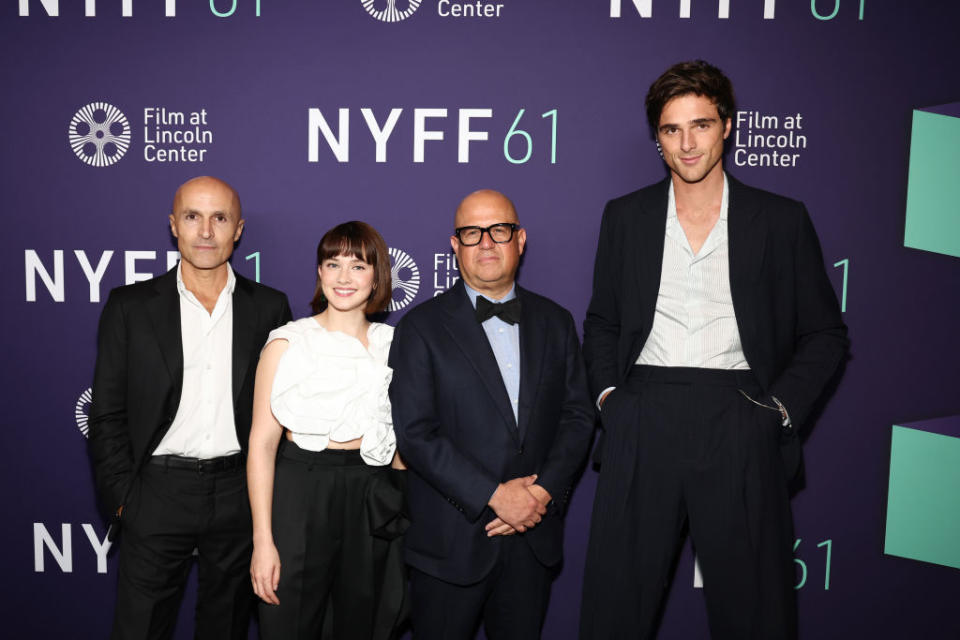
left=635, top=174, right=749, bottom=369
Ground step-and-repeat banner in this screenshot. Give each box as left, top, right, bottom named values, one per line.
left=3, top=2, right=958, bottom=638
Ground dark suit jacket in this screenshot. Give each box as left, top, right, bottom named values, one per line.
left=88, top=267, right=291, bottom=518
left=388, top=280, right=594, bottom=586
left=583, top=175, right=848, bottom=470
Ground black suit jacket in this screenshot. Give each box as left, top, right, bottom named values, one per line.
left=388, top=280, right=594, bottom=585
left=583, top=175, right=848, bottom=467
left=88, top=267, right=291, bottom=518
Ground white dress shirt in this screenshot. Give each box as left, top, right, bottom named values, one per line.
left=598, top=174, right=746, bottom=409
left=636, top=173, right=749, bottom=369
left=153, top=263, right=241, bottom=459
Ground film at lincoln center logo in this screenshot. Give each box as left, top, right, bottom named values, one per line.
left=69, top=102, right=131, bottom=167
left=361, top=0, right=421, bottom=22
left=388, top=248, right=420, bottom=311
left=75, top=387, right=93, bottom=438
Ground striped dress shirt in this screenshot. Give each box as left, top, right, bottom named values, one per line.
left=636, top=173, right=749, bottom=369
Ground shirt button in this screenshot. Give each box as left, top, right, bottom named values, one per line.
left=507, top=363, right=513, bottom=369
left=498, top=328, right=504, bottom=334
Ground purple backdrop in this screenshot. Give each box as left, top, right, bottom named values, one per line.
left=3, top=1, right=959, bottom=638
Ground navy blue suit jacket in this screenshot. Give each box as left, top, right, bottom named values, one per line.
left=389, top=280, right=594, bottom=585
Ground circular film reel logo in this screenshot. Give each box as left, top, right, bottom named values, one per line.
left=388, top=247, right=420, bottom=311
left=75, top=387, right=93, bottom=438
left=361, top=0, right=421, bottom=22
left=69, top=102, right=131, bottom=167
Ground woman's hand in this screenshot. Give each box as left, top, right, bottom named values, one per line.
left=250, top=542, right=282, bottom=605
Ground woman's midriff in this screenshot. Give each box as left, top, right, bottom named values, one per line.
left=284, top=429, right=362, bottom=450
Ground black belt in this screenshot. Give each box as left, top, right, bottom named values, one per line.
left=149, top=452, right=243, bottom=473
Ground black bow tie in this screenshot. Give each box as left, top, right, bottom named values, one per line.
left=476, top=296, right=521, bottom=325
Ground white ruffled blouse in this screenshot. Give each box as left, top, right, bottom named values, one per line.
left=267, top=317, right=395, bottom=466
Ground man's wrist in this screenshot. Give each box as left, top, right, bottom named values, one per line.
left=487, top=482, right=504, bottom=508
left=771, top=395, right=792, bottom=429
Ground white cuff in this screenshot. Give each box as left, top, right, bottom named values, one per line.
left=770, top=395, right=792, bottom=429
left=597, top=386, right=616, bottom=412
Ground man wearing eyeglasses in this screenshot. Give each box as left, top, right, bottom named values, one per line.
left=389, top=189, right=594, bottom=639
left=579, top=61, right=848, bottom=639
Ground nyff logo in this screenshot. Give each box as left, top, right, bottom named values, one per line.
left=19, top=0, right=262, bottom=18
left=609, top=0, right=866, bottom=20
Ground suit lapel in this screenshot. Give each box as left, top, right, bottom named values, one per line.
left=231, top=275, right=257, bottom=404
left=727, top=175, right=766, bottom=306
left=630, top=179, right=670, bottom=374
left=517, top=287, right=545, bottom=442
left=145, top=270, right=183, bottom=392
left=726, top=175, right=767, bottom=367
left=439, top=281, right=520, bottom=442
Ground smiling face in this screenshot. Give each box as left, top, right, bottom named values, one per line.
left=657, top=93, right=731, bottom=185
left=450, top=190, right=526, bottom=300
left=169, top=177, right=243, bottom=276
left=318, top=253, right=376, bottom=315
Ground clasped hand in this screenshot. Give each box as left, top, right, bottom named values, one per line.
left=485, top=475, right=551, bottom=537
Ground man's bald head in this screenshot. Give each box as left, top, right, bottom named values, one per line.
left=450, top=188, right=525, bottom=300
left=172, top=176, right=241, bottom=218
left=454, top=189, right=518, bottom=229
left=168, top=176, right=245, bottom=278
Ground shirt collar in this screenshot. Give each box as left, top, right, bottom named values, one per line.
left=463, top=282, right=517, bottom=309
left=667, top=171, right=729, bottom=223
left=176, top=261, right=236, bottom=300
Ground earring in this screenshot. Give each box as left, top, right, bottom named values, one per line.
left=656, top=140, right=664, bottom=160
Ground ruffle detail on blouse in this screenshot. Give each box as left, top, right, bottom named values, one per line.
left=269, top=319, right=396, bottom=466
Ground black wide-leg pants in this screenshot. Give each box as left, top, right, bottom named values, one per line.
left=258, top=440, right=405, bottom=640
left=580, top=366, right=797, bottom=640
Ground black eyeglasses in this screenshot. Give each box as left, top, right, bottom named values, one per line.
left=454, top=223, right=520, bottom=246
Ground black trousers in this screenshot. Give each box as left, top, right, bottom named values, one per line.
left=259, top=441, right=405, bottom=640
left=409, top=535, right=556, bottom=640
left=580, top=366, right=797, bottom=640
left=111, top=459, right=252, bottom=640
